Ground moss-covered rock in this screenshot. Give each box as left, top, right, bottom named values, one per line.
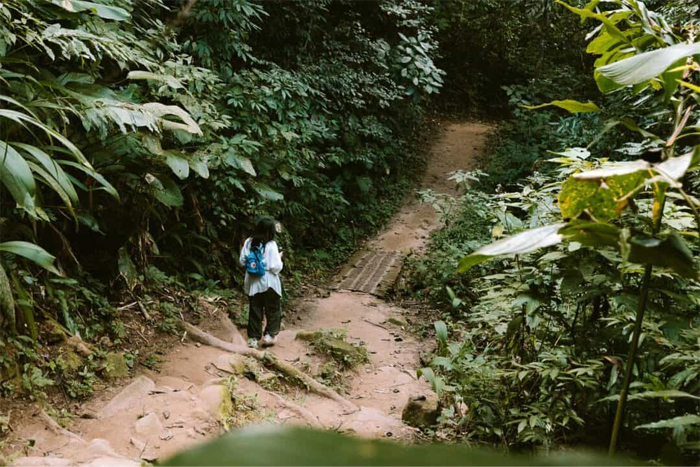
left=103, top=352, right=129, bottom=380
left=402, top=394, right=439, bottom=428
left=45, top=321, right=68, bottom=344
left=62, top=350, right=84, bottom=372
left=387, top=314, right=408, bottom=328
left=295, top=329, right=367, bottom=368
left=256, top=372, right=279, bottom=391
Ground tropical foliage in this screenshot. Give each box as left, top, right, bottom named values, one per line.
left=0, top=0, right=440, bottom=392
left=404, top=0, right=700, bottom=461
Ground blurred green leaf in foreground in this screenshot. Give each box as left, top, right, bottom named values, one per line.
left=163, top=426, right=632, bottom=466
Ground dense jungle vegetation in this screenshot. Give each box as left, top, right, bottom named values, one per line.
left=1, top=0, right=699, bottom=464
left=402, top=0, right=700, bottom=462
left=0, top=0, right=441, bottom=400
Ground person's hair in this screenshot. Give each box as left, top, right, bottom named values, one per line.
left=251, top=217, right=276, bottom=249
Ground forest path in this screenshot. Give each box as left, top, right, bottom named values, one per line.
left=10, top=121, right=491, bottom=466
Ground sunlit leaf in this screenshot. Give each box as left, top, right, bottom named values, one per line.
left=523, top=100, right=601, bottom=113
left=51, top=0, right=130, bottom=21
left=636, top=415, right=700, bottom=430
left=458, top=224, right=565, bottom=272
left=598, top=43, right=700, bottom=86
left=189, top=157, right=210, bottom=179
left=600, top=389, right=700, bottom=403
left=13, top=143, right=78, bottom=204
left=253, top=182, right=283, bottom=202
left=127, top=71, right=184, bottom=90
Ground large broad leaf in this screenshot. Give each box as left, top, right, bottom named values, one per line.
left=189, top=157, right=210, bottom=179
left=0, top=241, right=60, bottom=275
left=127, top=71, right=183, bottom=90
left=13, top=143, right=79, bottom=204
left=0, top=141, right=36, bottom=214
left=226, top=150, right=257, bottom=176
left=26, top=162, right=76, bottom=217
left=117, top=247, right=138, bottom=290
left=58, top=160, right=119, bottom=200
left=0, top=109, right=88, bottom=166
left=598, top=43, right=700, bottom=86
left=629, top=233, right=698, bottom=279
left=141, top=103, right=202, bottom=135
left=458, top=224, right=565, bottom=273
left=636, top=415, right=700, bottom=430
left=571, top=153, right=695, bottom=188
left=253, top=183, right=284, bottom=202
left=573, top=160, right=651, bottom=180
left=523, top=100, right=601, bottom=113
left=165, top=151, right=190, bottom=180
left=600, top=390, right=700, bottom=403
left=560, top=170, right=648, bottom=221
left=558, top=221, right=619, bottom=248
left=148, top=174, right=184, bottom=208
left=51, top=0, right=130, bottom=21
left=653, top=152, right=696, bottom=182
left=163, top=425, right=631, bottom=466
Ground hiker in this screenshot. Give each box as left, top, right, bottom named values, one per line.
left=239, top=217, right=284, bottom=349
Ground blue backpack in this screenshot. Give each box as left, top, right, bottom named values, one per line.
left=245, top=243, right=266, bottom=277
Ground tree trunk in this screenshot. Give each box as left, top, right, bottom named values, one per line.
left=0, top=262, right=16, bottom=333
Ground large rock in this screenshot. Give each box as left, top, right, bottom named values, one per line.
left=99, top=376, right=155, bottom=418
left=199, top=384, right=230, bottom=419
left=401, top=393, right=439, bottom=428
left=135, top=413, right=163, bottom=438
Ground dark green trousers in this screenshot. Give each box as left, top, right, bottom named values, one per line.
left=247, top=289, right=281, bottom=340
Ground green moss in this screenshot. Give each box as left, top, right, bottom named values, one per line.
left=296, top=329, right=368, bottom=369
left=103, top=352, right=129, bottom=380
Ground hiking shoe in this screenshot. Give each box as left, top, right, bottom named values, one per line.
left=262, top=334, right=277, bottom=347
left=248, top=338, right=259, bottom=349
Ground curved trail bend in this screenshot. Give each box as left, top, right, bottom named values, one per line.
left=11, top=122, right=491, bottom=466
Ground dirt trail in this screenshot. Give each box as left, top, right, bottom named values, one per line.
left=9, top=122, right=491, bottom=466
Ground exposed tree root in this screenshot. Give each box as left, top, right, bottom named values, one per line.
left=216, top=313, right=247, bottom=347
left=268, top=392, right=323, bottom=428
left=39, top=410, right=85, bottom=445
left=178, top=320, right=358, bottom=412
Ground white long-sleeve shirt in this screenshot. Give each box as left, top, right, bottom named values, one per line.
left=239, top=238, right=283, bottom=297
